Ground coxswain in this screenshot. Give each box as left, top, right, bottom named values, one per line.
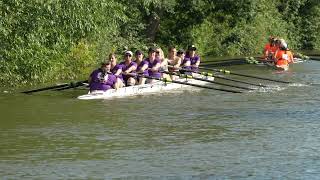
left=88, top=61, right=117, bottom=92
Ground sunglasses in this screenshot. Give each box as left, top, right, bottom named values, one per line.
left=125, top=54, right=132, bottom=57
left=156, top=51, right=160, bottom=54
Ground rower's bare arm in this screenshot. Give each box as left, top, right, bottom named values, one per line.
left=151, top=63, right=160, bottom=71
left=125, top=66, right=137, bottom=73
left=115, top=69, right=122, bottom=76
left=174, top=58, right=182, bottom=68
left=194, top=58, right=200, bottom=67
left=184, top=60, right=191, bottom=67
left=140, top=64, right=148, bottom=73
left=160, top=60, right=165, bottom=67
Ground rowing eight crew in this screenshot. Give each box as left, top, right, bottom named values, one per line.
left=88, top=45, right=201, bottom=92
left=262, top=36, right=294, bottom=69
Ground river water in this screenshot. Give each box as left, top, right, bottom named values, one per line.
left=1, top=59, right=320, bottom=179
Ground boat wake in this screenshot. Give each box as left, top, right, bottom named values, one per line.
left=251, top=85, right=285, bottom=93
left=288, top=83, right=309, bottom=87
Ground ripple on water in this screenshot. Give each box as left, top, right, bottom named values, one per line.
left=1, top=59, right=320, bottom=178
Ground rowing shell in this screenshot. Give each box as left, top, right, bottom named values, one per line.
left=256, top=58, right=304, bottom=71
left=77, top=75, right=214, bottom=100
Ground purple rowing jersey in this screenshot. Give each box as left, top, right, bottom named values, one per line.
left=89, top=69, right=117, bottom=91
left=119, top=61, right=137, bottom=72
left=111, top=64, right=122, bottom=77
left=135, top=60, right=149, bottom=76
left=146, top=58, right=161, bottom=78
left=119, top=61, right=137, bottom=81
left=182, top=58, right=192, bottom=71
left=183, top=55, right=200, bottom=72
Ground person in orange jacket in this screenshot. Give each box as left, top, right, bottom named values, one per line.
left=274, top=39, right=294, bottom=69
left=263, top=36, right=280, bottom=61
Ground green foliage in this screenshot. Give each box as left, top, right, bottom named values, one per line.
left=1, top=0, right=319, bottom=87
left=0, top=0, right=129, bottom=86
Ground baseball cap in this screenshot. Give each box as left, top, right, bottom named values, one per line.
left=188, top=45, right=197, bottom=51
left=124, top=50, right=133, bottom=56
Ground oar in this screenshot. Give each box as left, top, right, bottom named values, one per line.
left=163, top=71, right=254, bottom=90
left=178, top=69, right=266, bottom=87
left=199, top=67, right=292, bottom=84
left=54, top=80, right=88, bottom=91
left=21, top=80, right=88, bottom=94
left=138, top=74, right=243, bottom=93
left=22, top=83, right=70, bottom=94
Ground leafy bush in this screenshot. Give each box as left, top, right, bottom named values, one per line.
left=1, top=0, right=319, bottom=87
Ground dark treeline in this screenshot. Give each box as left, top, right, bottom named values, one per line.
left=1, top=0, right=320, bottom=86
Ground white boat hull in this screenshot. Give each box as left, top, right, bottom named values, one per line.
left=78, top=76, right=214, bottom=100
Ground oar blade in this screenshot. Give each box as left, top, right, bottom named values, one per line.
left=21, top=83, right=69, bottom=94
left=21, top=80, right=88, bottom=94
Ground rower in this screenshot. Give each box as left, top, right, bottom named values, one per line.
left=108, top=53, right=124, bottom=88
left=88, top=61, right=117, bottom=93
left=167, top=46, right=181, bottom=80
left=177, top=49, right=190, bottom=75
left=263, top=36, right=277, bottom=60
left=279, top=39, right=294, bottom=64
left=177, top=49, right=185, bottom=61
left=146, top=47, right=161, bottom=83
left=119, top=51, right=137, bottom=86
left=184, top=45, right=200, bottom=72
left=274, top=40, right=292, bottom=69
left=134, top=50, right=149, bottom=85
left=167, top=46, right=181, bottom=72
left=157, top=47, right=171, bottom=80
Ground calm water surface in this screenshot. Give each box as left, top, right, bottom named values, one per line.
left=1, top=59, right=320, bottom=179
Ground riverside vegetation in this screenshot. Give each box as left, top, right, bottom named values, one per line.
left=1, top=0, right=320, bottom=86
